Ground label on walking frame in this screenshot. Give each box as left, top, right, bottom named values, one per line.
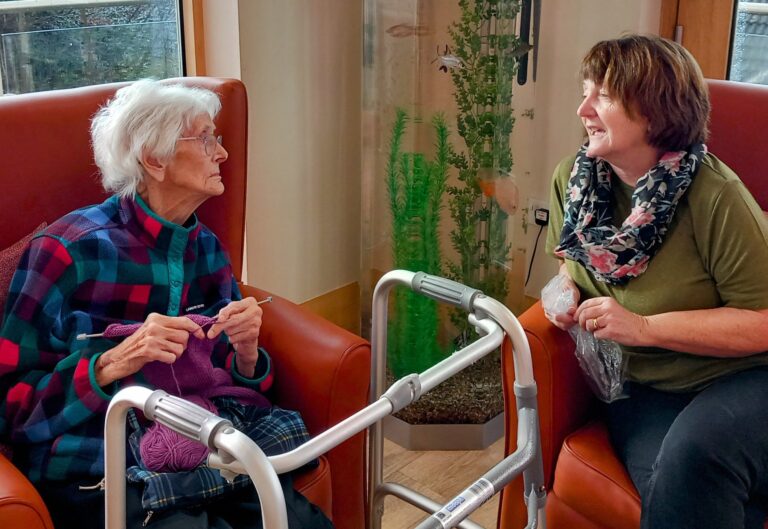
left=432, top=478, right=495, bottom=528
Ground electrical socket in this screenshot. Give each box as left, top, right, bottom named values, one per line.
left=527, top=197, right=549, bottom=227
left=534, top=208, right=549, bottom=226
left=523, top=196, right=557, bottom=298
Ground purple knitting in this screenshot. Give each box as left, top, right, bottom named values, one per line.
left=103, top=314, right=270, bottom=472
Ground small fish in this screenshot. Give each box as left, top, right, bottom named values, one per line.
left=435, top=54, right=463, bottom=72
left=386, top=23, right=430, bottom=38
left=432, top=45, right=463, bottom=72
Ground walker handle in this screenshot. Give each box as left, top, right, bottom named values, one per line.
left=144, top=391, right=232, bottom=450
left=411, top=272, right=482, bottom=311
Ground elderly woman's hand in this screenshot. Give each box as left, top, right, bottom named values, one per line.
left=207, top=298, right=264, bottom=377
left=574, top=296, right=650, bottom=346
left=94, top=313, right=205, bottom=387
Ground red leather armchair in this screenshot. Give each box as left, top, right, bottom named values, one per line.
left=0, top=78, right=370, bottom=529
left=498, top=79, right=768, bottom=529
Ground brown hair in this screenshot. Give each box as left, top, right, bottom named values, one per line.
left=579, top=34, right=710, bottom=151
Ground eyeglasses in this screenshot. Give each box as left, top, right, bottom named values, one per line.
left=177, top=133, right=223, bottom=156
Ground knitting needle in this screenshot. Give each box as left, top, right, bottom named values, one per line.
left=76, top=297, right=273, bottom=340
left=76, top=332, right=105, bottom=340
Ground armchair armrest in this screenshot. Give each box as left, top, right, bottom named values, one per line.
left=498, top=301, right=595, bottom=528
left=0, top=452, right=53, bottom=529
left=514, top=300, right=596, bottom=479
left=238, top=283, right=371, bottom=529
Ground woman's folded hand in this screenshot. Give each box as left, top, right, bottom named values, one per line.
left=574, top=296, right=650, bottom=346
left=94, top=313, right=205, bottom=386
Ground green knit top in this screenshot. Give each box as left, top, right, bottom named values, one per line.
left=546, top=153, right=768, bottom=392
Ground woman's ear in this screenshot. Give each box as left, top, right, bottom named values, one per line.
left=140, top=150, right=166, bottom=183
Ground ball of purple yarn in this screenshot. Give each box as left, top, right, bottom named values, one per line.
left=139, top=397, right=217, bottom=472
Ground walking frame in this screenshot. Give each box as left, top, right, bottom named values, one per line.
left=104, top=270, right=547, bottom=529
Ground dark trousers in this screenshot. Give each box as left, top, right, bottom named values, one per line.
left=37, top=474, right=333, bottom=529
left=607, top=368, right=768, bottom=529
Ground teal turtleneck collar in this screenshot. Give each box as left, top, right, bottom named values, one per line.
left=118, top=195, right=202, bottom=253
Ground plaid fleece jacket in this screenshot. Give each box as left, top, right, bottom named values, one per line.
left=0, top=195, right=272, bottom=482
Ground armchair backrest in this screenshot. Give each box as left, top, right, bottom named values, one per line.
left=0, top=77, right=248, bottom=280
left=707, top=79, right=768, bottom=210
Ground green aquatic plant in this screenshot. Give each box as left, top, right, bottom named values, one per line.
left=387, top=108, right=450, bottom=378
left=446, top=0, right=525, bottom=346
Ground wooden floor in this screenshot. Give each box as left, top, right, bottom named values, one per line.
left=380, top=437, right=505, bottom=529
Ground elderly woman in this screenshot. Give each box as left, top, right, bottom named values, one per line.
left=0, top=80, right=331, bottom=529
left=545, top=36, right=768, bottom=529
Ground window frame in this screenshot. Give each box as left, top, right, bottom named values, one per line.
left=660, top=0, right=736, bottom=80
left=180, top=0, right=205, bottom=76
left=0, top=0, right=193, bottom=94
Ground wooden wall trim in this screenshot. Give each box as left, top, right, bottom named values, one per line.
left=182, top=0, right=206, bottom=76
left=677, top=0, right=735, bottom=79
left=659, top=0, right=680, bottom=39
left=300, top=282, right=361, bottom=335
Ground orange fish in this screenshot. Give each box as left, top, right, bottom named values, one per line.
left=478, top=177, right=519, bottom=216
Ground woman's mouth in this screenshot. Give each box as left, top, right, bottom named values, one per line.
left=586, top=125, right=606, bottom=138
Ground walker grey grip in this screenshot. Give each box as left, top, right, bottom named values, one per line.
left=411, top=272, right=482, bottom=311
left=144, top=391, right=233, bottom=449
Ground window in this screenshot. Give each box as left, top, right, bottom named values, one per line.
left=0, top=0, right=182, bottom=95
left=729, top=0, right=768, bottom=85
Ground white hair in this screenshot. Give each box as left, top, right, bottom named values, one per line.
left=90, top=79, right=222, bottom=198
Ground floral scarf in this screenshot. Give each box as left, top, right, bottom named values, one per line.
left=554, top=143, right=707, bottom=285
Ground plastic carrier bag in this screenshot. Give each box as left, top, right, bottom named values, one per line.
left=541, top=275, right=627, bottom=403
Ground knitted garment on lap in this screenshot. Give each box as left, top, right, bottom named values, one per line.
left=103, top=314, right=270, bottom=471
left=103, top=314, right=269, bottom=407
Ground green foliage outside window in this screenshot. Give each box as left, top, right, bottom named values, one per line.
left=0, top=0, right=180, bottom=94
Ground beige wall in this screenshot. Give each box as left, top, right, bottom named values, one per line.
left=204, top=0, right=362, bottom=303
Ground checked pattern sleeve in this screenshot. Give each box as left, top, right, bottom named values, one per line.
left=0, top=234, right=110, bottom=444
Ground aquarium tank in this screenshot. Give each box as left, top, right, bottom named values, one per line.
left=362, top=0, right=535, bottom=425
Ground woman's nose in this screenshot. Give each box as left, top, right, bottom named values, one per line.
left=577, top=97, right=594, bottom=118
left=215, top=142, right=228, bottom=162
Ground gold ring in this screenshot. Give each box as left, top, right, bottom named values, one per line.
left=592, top=318, right=599, bottom=330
